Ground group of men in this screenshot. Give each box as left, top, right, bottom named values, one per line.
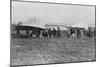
left=39, top=27, right=60, bottom=38
left=39, top=27, right=95, bottom=38
left=13, top=25, right=95, bottom=38
left=35, top=27, right=95, bottom=38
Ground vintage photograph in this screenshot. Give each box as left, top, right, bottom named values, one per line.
left=11, top=0, right=96, bottom=66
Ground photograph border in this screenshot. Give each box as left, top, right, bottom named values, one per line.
left=10, top=0, right=96, bottom=67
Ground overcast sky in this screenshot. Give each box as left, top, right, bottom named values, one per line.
left=12, top=1, right=95, bottom=26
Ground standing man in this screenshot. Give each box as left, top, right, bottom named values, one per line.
left=57, top=27, right=60, bottom=38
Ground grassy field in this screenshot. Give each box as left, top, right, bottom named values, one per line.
left=11, top=37, right=96, bottom=66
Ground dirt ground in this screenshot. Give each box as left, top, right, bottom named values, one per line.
left=10, top=37, right=96, bottom=66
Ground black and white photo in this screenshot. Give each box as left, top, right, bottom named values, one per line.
left=10, top=0, right=96, bottom=66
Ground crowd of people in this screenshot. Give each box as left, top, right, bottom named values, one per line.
left=11, top=25, right=96, bottom=38
left=39, top=27, right=95, bottom=38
